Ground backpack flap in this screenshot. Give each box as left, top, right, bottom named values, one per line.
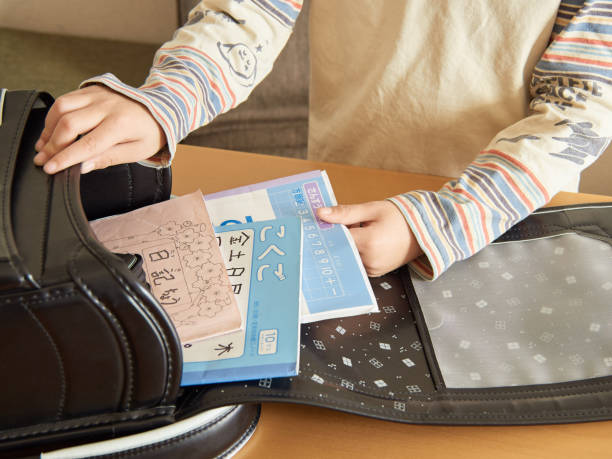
left=0, top=90, right=182, bottom=454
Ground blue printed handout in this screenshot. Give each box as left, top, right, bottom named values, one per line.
left=181, top=217, right=302, bottom=386
left=204, top=170, right=378, bottom=322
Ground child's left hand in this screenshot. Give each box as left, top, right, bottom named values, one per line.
left=317, top=200, right=423, bottom=277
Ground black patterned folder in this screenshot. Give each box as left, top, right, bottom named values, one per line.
left=182, top=203, right=612, bottom=425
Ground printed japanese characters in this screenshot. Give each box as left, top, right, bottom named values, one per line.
left=203, top=170, right=378, bottom=322
left=181, top=218, right=302, bottom=385
left=90, top=191, right=242, bottom=343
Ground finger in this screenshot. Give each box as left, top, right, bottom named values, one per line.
left=34, top=107, right=105, bottom=165
left=346, top=226, right=389, bottom=276
left=42, top=120, right=119, bottom=174
left=80, top=141, right=146, bottom=174
left=347, top=226, right=369, bottom=248
left=36, top=91, right=92, bottom=151
left=317, top=202, right=380, bottom=226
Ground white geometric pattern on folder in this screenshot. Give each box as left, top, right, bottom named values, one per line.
left=413, top=233, right=612, bottom=388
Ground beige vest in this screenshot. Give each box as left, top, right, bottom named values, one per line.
left=307, top=1, right=560, bottom=178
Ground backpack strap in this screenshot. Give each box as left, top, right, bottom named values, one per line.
left=0, top=89, right=53, bottom=290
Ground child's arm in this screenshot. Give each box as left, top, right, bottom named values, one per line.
left=34, top=0, right=303, bottom=174
left=319, top=1, right=612, bottom=279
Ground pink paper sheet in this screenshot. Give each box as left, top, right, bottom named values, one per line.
left=90, top=190, right=242, bottom=343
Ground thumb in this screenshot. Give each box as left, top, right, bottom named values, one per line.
left=317, top=203, right=377, bottom=226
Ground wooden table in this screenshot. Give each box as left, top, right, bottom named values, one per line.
left=172, top=144, right=612, bottom=459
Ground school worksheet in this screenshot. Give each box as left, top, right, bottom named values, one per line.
left=182, top=217, right=302, bottom=385
left=90, top=191, right=242, bottom=344
left=204, top=170, right=378, bottom=322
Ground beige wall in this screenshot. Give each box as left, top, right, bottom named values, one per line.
left=0, top=0, right=178, bottom=44
left=581, top=145, right=612, bottom=196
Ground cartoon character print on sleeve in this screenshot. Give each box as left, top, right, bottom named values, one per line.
left=496, top=119, right=611, bottom=166
left=217, top=41, right=257, bottom=86
left=550, top=120, right=611, bottom=165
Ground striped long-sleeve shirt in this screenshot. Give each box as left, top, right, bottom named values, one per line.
left=84, top=0, right=612, bottom=280
left=82, top=0, right=303, bottom=165
left=390, top=0, right=612, bottom=279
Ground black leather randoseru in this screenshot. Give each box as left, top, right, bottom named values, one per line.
left=0, top=89, right=181, bottom=454
left=80, top=161, right=172, bottom=221
left=0, top=89, right=260, bottom=458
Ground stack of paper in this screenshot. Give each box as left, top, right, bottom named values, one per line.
left=90, top=170, right=379, bottom=387
left=182, top=217, right=302, bottom=385
left=90, top=190, right=303, bottom=386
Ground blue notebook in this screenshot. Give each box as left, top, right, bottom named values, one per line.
left=181, top=217, right=302, bottom=386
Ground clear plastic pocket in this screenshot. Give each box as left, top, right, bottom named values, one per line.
left=411, top=232, right=612, bottom=389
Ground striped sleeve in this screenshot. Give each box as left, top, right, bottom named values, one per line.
left=81, top=0, right=303, bottom=166
left=390, top=0, right=612, bottom=280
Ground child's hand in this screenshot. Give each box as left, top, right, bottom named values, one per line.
left=33, top=85, right=165, bottom=174
left=317, top=200, right=423, bottom=277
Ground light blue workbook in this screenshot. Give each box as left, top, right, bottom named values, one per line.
left=181, top=217, right=302, bottom=386
left=204, top=170, right=378, bottom=322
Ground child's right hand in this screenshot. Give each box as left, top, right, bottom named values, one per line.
left=317, top=200, right=423, bottom=277
left=33, top=84, right=166, bottom=174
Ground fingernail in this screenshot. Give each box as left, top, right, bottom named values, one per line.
left=81, top=161, right=94, bottom=174
left=318, top=207, right=331, bottom=216
left=44, top=161, right=57, bottom=174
